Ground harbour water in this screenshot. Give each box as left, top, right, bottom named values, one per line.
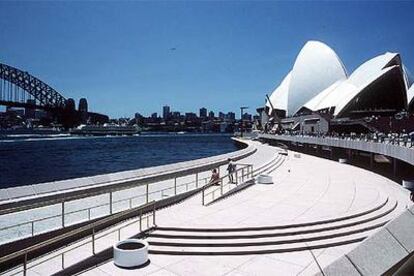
left=0, top=133, right=237, bottom=188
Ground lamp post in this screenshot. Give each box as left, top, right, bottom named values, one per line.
left=240, top=106, right=248, bottom=137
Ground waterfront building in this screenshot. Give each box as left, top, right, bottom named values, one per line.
left=265, top=40, right=414, bottom=134
left=226, top=111, right=236, bottom=122
left=218, top=112, right=225, bottom=120
left=162, top=105, right=170, bottom=120
left=184, top=112, right=197, bottom=121
left=242, top=112, right=252, bottom=122
left=208, top=110, right=215, bottom=119
left=172, top=111, right=181, bottom=120
left=199, top=107, right=207, bottom=118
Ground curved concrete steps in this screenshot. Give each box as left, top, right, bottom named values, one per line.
left=252, top=152, right=286, bottom=177
left=146, top=197, right=404, bottom=255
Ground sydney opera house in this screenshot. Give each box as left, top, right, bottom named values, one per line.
left=264, top=41, right=414, bottom=134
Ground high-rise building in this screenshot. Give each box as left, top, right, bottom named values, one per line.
left=172, top=111, right=181, bottom=120
left=208, top=111, right=215, bottom=118
left=151, top=112, right=158, bottom=119
left=163, top=105, right=170, bottom=119
left=199, top=107, right=207, bottom=118
left=226, top=112, right=236, bottom=122
left=242, top=112, right=252, bottom=121
left=185, top=112, right=197, bottom=121
left=78, top=98, right=88, bottom=113
left=219, top=112, right=225, bottom=120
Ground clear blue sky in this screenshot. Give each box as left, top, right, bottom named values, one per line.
left=1, top=1, right=413, bottom=118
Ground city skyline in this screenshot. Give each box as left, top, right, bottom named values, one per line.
left=1, top=1, right=414, bottom=118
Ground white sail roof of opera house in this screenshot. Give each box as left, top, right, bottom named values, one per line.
left=302, top=52, right=410, bottom=117
left=265, top=71, right=291, bottom=113
left=266, top=40, right=347, bottom=116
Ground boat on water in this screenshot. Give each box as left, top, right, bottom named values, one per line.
left=0, top=126, right=68, bottom=139
left=70, top=124, right=141, bottom=136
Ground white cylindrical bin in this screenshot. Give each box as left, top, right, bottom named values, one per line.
left=113, top=239, right=148, bottom=268
left=258, top=174, right=273, bottom=184
left=338, top=158, right=347, bottom=164
left=403, top=180, right=414, bottom=191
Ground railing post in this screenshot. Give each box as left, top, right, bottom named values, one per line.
left=235, top=170, right=238, bottom=184
left=153, top=203, right=156, bottom=226
left=88, top=208, right=91, bottom=221
left=118, top=229, right=121, bottom=241
left=196, top=172, right=199, bottom=188
left=146, top=183, right=149, bottom=203
left=23, top=253, right=27, bottom=276
left=109, top=192, right=113, bottom=215
left=62, top=252, right=65, bottom=269
left=174, top=177, right=177, bottom=195
left=220, top=180, right=223, bottom=195
left=61, top=201, right=65, bottom=228
left=31, top=221, right=34, bottom=237
left=129, top=198, right=132, bottom=209
left=92, top=228, right=96, bottom=255
left=139, top=210, right=142, bottom=232
left=202, top=187, right=205, bottom=206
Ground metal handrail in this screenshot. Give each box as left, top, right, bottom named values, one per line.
left=0, top=201, right=156, bottom=276
left=0, top=145, right=256, bottom=216
left=0, top=174, right=211, bottom=242
left=6, top=213, right=155, bottom=276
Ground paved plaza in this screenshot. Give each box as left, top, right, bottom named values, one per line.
left=80, top=142, right=411, bottom=276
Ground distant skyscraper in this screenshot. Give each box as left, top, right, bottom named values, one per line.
left=78, top=98, right=88, bottom=112
left=163, top=105, right=170, bottom=119
left=199, top=107, right=207, bottom=118
left=151, top=112, right=158, bottom=119
left=185, top=112, right=197, bottom=120
left=208, top=111, right=215, bottom=118
left=172, top=111, right=181, bottom=119
left=226, top=112, right=236, bottom=121
left=219, top=112, right=225, bottom=120
left=242, top=112, right=252, bottom=121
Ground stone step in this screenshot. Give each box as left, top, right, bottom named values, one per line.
left=147, top=202, right=398, bottom=245
left=150, top=197, right=394, bottom=237
left=147, top=231, right=373, bottom=256
left=253, top=153, right=284, bottom=176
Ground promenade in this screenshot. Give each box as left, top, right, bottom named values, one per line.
left=79, top=142, right=410, bottom=276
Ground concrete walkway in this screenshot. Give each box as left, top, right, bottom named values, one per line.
left=80, top=143, right=411, bottom=276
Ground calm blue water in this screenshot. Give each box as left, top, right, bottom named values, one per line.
left=0, top=133, right=238, bottom=188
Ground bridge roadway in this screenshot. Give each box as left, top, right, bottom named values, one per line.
left=258, top=133, right=414, bottom=166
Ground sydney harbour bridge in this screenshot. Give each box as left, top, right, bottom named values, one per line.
left=0, top=62, right=108, bottom=128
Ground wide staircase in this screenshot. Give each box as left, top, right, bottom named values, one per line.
left=145, top=195, right=404, bottom=255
